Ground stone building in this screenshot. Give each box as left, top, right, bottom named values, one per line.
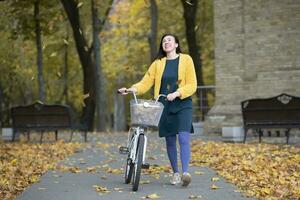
left=204, top=0, right=300, bottom=134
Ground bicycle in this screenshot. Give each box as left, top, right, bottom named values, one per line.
left=118, top=90, right=165, bottom=191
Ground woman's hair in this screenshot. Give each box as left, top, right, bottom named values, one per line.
left=155, top=33, right=182, bottom=60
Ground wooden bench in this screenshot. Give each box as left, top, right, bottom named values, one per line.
left=241, top=93, right=300, bottom=144
left=11, top=102, right=88, bottom=142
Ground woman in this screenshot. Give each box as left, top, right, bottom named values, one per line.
left=118, top=33, right=197, bottom=187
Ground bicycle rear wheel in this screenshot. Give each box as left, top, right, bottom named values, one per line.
left=125, top=157, right=133, bottom=184
left=132, top=134, right=144, bottom=191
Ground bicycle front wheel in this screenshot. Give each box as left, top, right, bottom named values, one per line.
left=132, top=134, right=144, bottom=191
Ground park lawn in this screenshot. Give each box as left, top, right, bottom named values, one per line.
left=0, top=138, right=82, bottom=200
left=191, top=141, right=300, bottom=200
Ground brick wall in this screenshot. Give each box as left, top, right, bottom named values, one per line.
left=204, top=0, right=300, bottom=133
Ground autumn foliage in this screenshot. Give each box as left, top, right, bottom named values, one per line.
left=0, top=140, right=81, bottom=200
left=191, top=141, right=300, bottom=200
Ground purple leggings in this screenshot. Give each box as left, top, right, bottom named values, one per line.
left=165, top=132, right=190, bottom=173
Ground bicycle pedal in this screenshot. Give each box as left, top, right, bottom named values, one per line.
left=119, top=146, right=129, bottom=154
left=142, top=163, right=150, bottom=169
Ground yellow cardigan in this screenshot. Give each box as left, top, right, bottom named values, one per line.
left=132, top=53, right=197, bottom=99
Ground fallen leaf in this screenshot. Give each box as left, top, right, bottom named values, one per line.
left=210, top=184, right=219, bottom=190
left=142, top=193, right=160, bottom=199
left=189, top=195, right=202, bottom=199
left=93, top=185, right=110, bottom=193
left=211, top=177, right=220, bottom=182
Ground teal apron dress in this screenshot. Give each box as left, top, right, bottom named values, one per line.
left=158, top=56, right=194, bottom=138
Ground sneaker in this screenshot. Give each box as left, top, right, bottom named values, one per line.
left=181, top=172, right=192, bottom=187
left=170, top=172, right=181, bottom=185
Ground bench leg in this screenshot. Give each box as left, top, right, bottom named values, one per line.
left=285, top=128, right=291, bottom=144
left=243, top=128, right=248, bottom=143
left=258, top=129, right=263, bottom=143
left=268, top=130, right=272, bottom=137
left=55, top=130, right=58, bottom=141
left=276, top=130, right=280, bottom=137
left=69, top=131, right=73, bottom=142
left=40, top=131, right=44, bottom=143
left=84, top=131, right=87, bottom=142
left=27, top=130, right=30, bottom=141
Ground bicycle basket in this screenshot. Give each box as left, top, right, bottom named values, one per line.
left=130, top=99, right=164, bottom=127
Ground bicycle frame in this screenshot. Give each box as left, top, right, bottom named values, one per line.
left=127, top=127, right=147, bottom=165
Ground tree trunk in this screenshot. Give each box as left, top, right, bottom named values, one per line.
left=61, top=0, right=96, bottom=130
left=63, top=24, right=69, bottom=104
left=34, top=0, right=45, bottom=102
left=91, top=0, right=107, bottom=131
left=181, top=0, right=208, bottom=120
left=0, top=83, right=3, bottom=127
left=114, top=77, right=126, bottom=131
left=147, top=0, right=158, bottom=61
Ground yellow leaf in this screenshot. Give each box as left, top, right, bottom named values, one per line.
left=185, top=1, right=193, bottom=6
left=93, top=185, right=110, bottom=193
left=142, top=193, right=160, bottom=199
left=113, top=187, right=123, bottom=191
left=189, top=195, right=202, bottom=199
left=210, top=184, right=219, bottom=190
left=140, top=180, right=151, bottom=184
left=295, top=188, right=300, bottom=197
left=211, top=177, right=220, bottom=182
left=194, top=171, right=204, bottom=175
left=63, top=39, right=69, bottom=45
left=77, top=2, right=83, bottom=8
left=11, top=159, right=18, bottom=166
left=50, top=52, right=57, bottom=57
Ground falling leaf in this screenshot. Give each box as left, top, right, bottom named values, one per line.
left=50, top=52, right=57, bottom=57
left=77, top=2, right=83, bottom=8
left=185, top=0, right=193, bottom=6
left=83, top=93, right=90, bottom=99
left=56, top=72, right=62, bottom=78
left=63, top=39, right=69, bottom=45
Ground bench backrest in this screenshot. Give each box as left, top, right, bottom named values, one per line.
left=241, top=93, right=300, bottom=125
left=11, top=102, right=72, bottom=129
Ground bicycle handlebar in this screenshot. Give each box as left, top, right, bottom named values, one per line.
left=117, top=89, right=166, bottom=104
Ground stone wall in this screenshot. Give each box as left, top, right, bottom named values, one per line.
left=205, top=0, right=300, bottom=133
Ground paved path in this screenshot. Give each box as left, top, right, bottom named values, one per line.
left=17, top=132, right=255, bottom=200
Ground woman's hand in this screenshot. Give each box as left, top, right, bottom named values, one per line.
left=167, top=91, right=181, bottom=101
left=118, top=87, right=137, bottom=95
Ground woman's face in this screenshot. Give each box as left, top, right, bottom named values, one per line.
left=162, top=35, right=178, bottom=53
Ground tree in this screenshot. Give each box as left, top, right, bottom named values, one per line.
left=181, top=0, right=208, bottom=119
left=147, top=0, right=158, bottom=61
left=34, top=0, right=45, bottom=102
left=91, top=0, right=113, bottom=131
left=61, top=0, right=96, bottom=130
